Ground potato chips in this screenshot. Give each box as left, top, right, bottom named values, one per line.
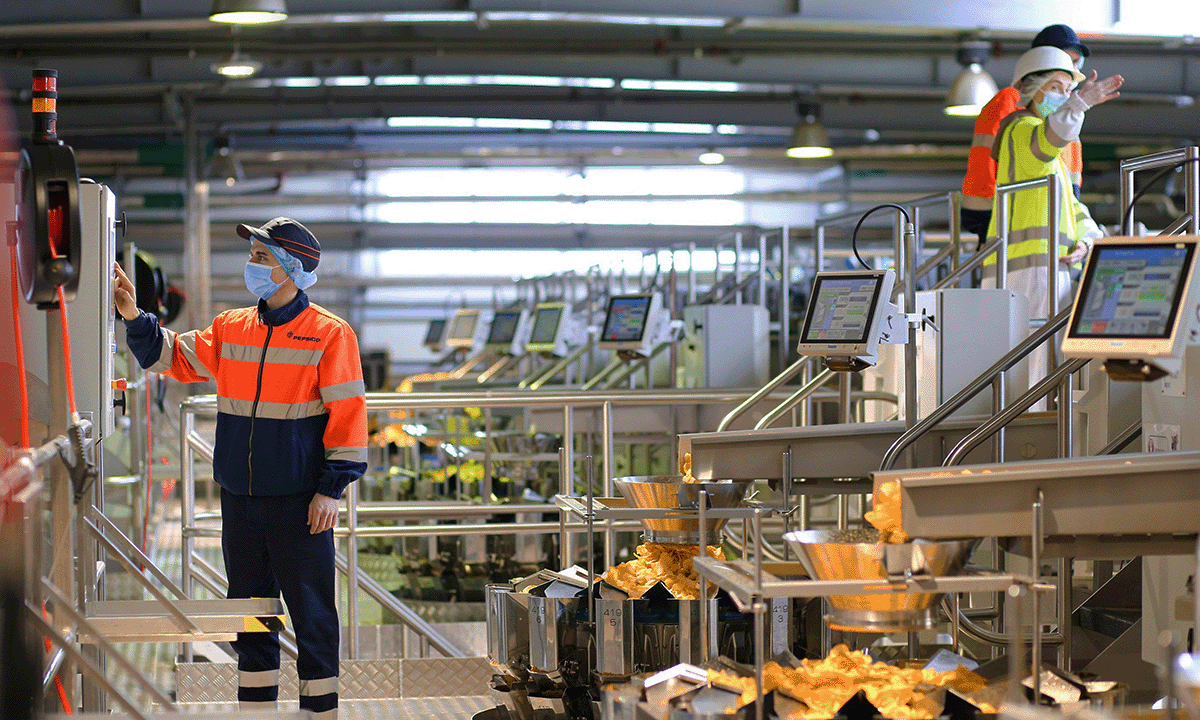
left=705, top=644, right=988, bottom=720
left=602, top=542, right=723, bottom=599
left=679, top=452, right=697, bottom=483
left=864, top=480, right=910, bottom=544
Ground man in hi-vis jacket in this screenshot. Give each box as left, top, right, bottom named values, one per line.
left=114, top=217, right=367, bottom=719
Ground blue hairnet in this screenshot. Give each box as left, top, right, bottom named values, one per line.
left=266, top=243, right=318, bottom=290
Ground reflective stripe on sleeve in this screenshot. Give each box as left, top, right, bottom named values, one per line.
left=148, top=330, right=177, bottom=373
left=320, top=379, right=366, bottom=404
left=176, top=333, right=214, bottom=381
left=326, top=446, right=368, bottom=463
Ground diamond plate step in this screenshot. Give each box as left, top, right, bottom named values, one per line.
left=177, top=657, right=492, bottom=702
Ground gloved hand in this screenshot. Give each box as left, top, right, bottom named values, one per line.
left=1060, top=241, right=1090, bottom=267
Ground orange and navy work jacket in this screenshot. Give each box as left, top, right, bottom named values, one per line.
left=962, top=86, right=1082, bottom=212
left=125, top=291, right=367, bottom=499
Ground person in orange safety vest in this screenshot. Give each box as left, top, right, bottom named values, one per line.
left=960, top=24, right=1092, bottom=241
left=114, top=217, right=366, bottom=720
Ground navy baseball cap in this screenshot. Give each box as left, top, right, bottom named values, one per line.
left=1032, top=24, right=1090, bottom=58
left=237, top=217, right=321, bottom=272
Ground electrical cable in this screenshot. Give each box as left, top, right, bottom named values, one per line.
left=849, top=204, right=913, bottom=270
left=41, top=198, right=80, bottom=715
left=1121, top=157, right=1200, bottom=236
left=8, top=245, right=29, bottom=449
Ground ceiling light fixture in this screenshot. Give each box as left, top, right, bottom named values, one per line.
left=209, top=0, right=288, bottom=24
left=698, top=150, right=725, bottom=165
left=944, top=40, right=999, bottom=117
left=212, top=51, right=263, bottom=78
left=786, top=100, right=833, bottom=159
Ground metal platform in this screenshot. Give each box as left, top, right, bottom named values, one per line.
left=176, top=657, right=493, bottom=703
left=81, top=598, right=286, bottom=643
left=881, top=449, right=1200, bottom=557
left=679, top=412, right=1061, bottom=483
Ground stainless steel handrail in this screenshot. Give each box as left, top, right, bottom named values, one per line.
left=1097, top=419, right=1142, bottom=456
left=943, top=357, right=1089, bottom=466
left=1120, top=146, right=1199, bottom=235
left=751, top=367, right=837, bottom=430
left=878, top=306, right=1074, bottom=472
left=716, top=357, right=811, bottom=432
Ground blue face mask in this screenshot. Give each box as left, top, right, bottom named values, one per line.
left=1036, top=90, right=1069, bottom=117
left=245, top=261, right=282, bottom=300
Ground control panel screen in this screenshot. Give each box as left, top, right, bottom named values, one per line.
left=423, top=319, right=447, bottom=345
left=1069, top=243, right=1195, bottom=339
left=487, top=311, right=521, bottom=344
left=800, top=275, right=884, bottom=344
left=602, top=296, right=652, bottom=342
left=530, top=307, right=563, bottom=344
left=448, top=312, right=478, bottom=340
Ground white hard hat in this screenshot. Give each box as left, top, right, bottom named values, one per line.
left=1011, top=46, right=1087, bottom=86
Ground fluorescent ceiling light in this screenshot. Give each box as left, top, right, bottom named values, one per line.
left=475, top=118, right=555, bottom=129
left=326, top=76, right=371, bottom=87
left=480, top=11, right=725, bottom=27
left=209, top=0, right=287, bottom=24
left=374, top=75, right=421, bottom=86
left=277, top=77, right=321, bottom=87
left=387, top=116, right=476, bottom=128
left=620, top=79, right=741, bottom=92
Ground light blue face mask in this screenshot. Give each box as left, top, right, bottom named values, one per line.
left=245, top=261, right=283, bottom=300
left=1036, top=89, right=1070, bottom=117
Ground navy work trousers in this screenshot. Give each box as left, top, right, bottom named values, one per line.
left=221, top=489, right=339, bottom=716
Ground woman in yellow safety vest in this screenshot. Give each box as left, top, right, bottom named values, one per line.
left=983, top=46, right=1123, bottom=322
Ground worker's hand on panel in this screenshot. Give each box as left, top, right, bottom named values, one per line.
left=308, top=493, right=339, bottom=534
left=1060, top=241, right=1090, bottom=267
left=1074, top=71, right=1123, bottom=108
left=112, top=262, right=140, bottom=321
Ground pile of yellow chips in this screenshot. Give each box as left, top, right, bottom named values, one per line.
left=602, top=542, right=723, bottom=599
left=864, top=480, right=910, bottom=544
left=705, top=644, right=990, bottom=719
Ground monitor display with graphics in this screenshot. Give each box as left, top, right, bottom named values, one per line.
left=602, top=295, right=653, bottom=342
left=487, top=311, right=521, bottom=345
left=529, top=306, right=563, bottom=345
left=800, top=273, right=887, bottom=345
left=446, top=310, right=479, bottom=347
left=423, top=318, right=447, bottom=347
left=1068, top=242, right=1195, bottom=340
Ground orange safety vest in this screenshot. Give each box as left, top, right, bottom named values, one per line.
left=962, top=86, right=1082, bottom=211
left=127, top=292, right=367, bottom=498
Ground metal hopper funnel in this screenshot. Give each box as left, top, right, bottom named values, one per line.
left=783, top=529, right=978, bottom=632
left=613, top=475, right=753, bottom=545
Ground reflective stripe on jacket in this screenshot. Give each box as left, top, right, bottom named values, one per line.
left=961, top=87, right=1082, bottom=211
left=983, top=110, right=1100, bottom=273
left=124, top=291, right=367, bottom=498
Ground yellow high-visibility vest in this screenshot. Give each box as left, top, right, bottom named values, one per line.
left=984, top=110, right=1099, bottom=272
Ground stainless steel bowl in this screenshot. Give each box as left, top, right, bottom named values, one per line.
left=783, top=529, right=978, bottom=632
left=613, top=475, right=753, bottom=545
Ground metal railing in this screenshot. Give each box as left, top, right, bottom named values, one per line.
left=3, top=437, right=177, bottom=719
left=1120, top=146, right=1200, bottom=235
left=179, top=387, right=795, bottom=658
